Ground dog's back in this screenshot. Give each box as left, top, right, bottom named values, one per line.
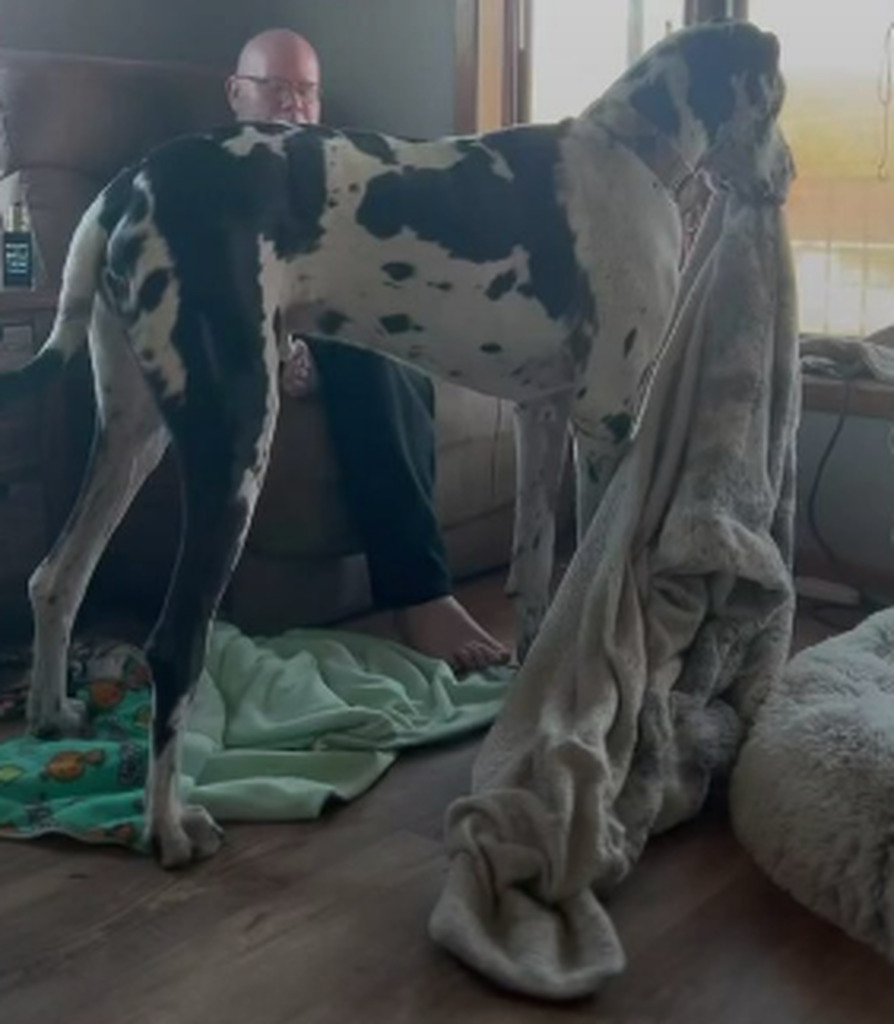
left=92, top=121, right=595, bottom=401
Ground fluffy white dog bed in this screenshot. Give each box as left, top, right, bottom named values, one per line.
left=731, top=609, right=894, bottom=960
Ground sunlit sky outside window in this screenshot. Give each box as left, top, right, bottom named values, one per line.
left=531, top=1, right=682, bottom=122
left=530, top=1, right=894, bottom=337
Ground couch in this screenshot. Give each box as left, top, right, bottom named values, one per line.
left=0, top=47, right=530, bottom=636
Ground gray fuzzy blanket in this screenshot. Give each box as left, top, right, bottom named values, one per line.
left=429, top=191, right=801, bottom=1000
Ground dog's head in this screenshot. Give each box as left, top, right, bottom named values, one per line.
left=676, top=20, right=793, bottom=201
left=611, top=21, right=793, bottom=203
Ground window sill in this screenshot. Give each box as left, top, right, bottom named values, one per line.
left=802, top=376, right=894, bottom=421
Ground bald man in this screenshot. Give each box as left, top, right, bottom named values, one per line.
left=226, top=28, right=510, bottom=673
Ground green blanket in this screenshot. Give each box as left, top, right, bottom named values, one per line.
left=0, top=622, right=512, bottom=853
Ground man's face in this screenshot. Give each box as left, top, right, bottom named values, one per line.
left=228, top=43, right=322, bottom=125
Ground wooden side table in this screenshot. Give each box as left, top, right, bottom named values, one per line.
left=0, top=288, right=64, bottom=645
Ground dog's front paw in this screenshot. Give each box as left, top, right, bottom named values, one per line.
left=153, top=805, right=224, bottom=869
left=29, top=696, right=89, bottom=738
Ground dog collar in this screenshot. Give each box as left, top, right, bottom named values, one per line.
left=601, top=105, right=696, bottom=203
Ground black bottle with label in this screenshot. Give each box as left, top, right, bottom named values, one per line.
left=2, top=201, right=34, bottom=289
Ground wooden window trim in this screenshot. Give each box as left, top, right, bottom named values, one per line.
left=454, top=0, right=530, bottom=133
left=454, top=0, right=479, bottom=133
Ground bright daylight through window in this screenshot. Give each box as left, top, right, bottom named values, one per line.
left=530, top=1, right=894, bottom=337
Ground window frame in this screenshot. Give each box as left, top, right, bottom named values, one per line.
left=454, top=0, right=532, bottom=133
left=452, top=1, right=752, bottom=136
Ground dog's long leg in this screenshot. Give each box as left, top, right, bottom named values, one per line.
left=574, top=430, right=629, bottom=543
left=27, top=299, right=167, bottom=736
left=143, top=308, right=280, bottom=869
left=506, top=391, right=573, bottom=661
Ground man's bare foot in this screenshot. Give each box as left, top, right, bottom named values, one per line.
left=394, top=596, right=511, bottom=675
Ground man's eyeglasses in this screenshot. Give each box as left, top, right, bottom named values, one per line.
left=234, top=74, right=322, bottom=106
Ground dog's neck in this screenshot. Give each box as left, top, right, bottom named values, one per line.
left=595, top=102, right=696, bottom=202
left=581, top=66, right=714, bottom=204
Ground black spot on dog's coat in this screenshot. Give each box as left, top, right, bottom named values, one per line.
left=138, top=269, right=170, bottom=313
left=356, top=122, right=585, bottom=322
left=486, top=269, right=518, bottom=301
left=380, top=314, right=415, bottom=334
left=349, top=131, right=398, bottom=165
left=147, top=125, right=332, bottom=266
left=130, top=188, right=150, bottom=224
left=383, top=261, right=416, bottom=282
left=318, top=311, right=351, bottom=335
left=629, top=78, right=681, bottom=137
left=481, top=343, right=503, bottom=354
left=429, top=281, right=453, bottom=292
left=109, top=232, right=144, bottom=281
left=567, top=326, right=593, bottom=368
left=98, top=167, right=140, bottom=235
left=624, top=328, right=638, bottom=357
left=678, top=23, right=777, bottom=142
left=603, top=413, right=633, bottom=445
left=101, top=267, right=128, bottom=310
left=251, top=122, right=294, bottom=138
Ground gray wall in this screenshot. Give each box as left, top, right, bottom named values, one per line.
left=0, top=0, right=458, bottom=136
left=0, top=0, right=269, bottom=66
left=271, top=0, right=458, bottom=136
left=798, top=410, right=894, bottom=596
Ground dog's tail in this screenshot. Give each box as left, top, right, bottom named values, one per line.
left=0, top=175, right=126, bottom=405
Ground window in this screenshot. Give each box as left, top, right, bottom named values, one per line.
left=530, top=1, right=684, bottom=122
left=751, top=0, right=894, bottom=337
left=527, top=1, right=894, bottom=339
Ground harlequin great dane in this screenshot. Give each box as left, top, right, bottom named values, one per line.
left=0, top=21, right=790, bottom=867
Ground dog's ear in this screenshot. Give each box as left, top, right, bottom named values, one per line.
left=680, top=21, right=783, bottom=141
left=745, top=28, right=785, bottom=118
left=748, top=27, right=781, bottom=80
left=726, top=20, right=781, bottom=75
left=761, top=30, right=780, bottom=70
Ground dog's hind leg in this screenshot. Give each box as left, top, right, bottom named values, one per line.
left=506, top=391, right=573, bottom=662
left=27, top=298, right=168, bottom=736
left=142, top=306, right=280, bottom=868
left=574, top=428, right=630, bottom=543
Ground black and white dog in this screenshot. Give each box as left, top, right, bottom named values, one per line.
left=0, top=21, right=789, bottom=866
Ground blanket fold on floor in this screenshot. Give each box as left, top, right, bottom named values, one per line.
left=428, top=191, right=801, bottom=1000
left=0, top=623, right=512, bottom=852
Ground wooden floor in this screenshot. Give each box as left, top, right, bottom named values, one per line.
left=1, top=577, right=893, bottom=1024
